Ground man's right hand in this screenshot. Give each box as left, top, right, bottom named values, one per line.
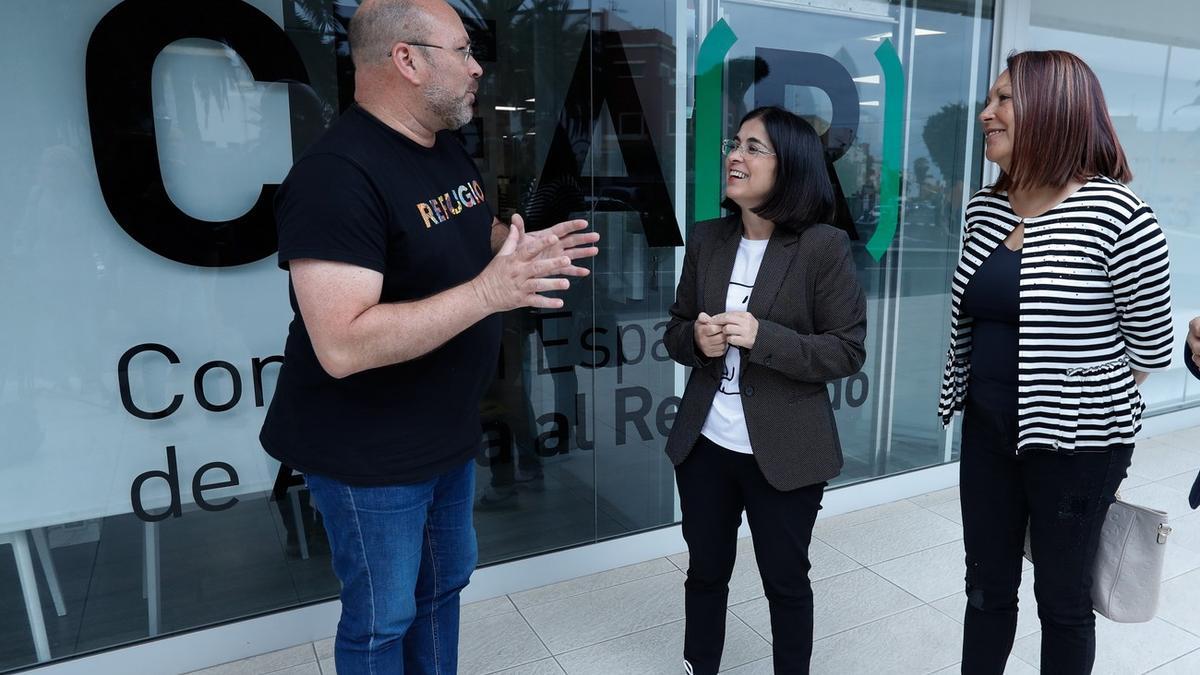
left=694, top=312, right=728, bottom=358
left=472, top=219, right=573, bottom=312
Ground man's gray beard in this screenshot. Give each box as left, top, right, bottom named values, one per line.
left=426, top=80, right=473, bottom=130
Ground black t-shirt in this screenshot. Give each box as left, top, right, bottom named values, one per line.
left=962, top=243, right=1019, bottom=413
left=260, top=105, right=500, bottom=485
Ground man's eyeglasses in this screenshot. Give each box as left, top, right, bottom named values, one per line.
left=720, top=139, right=776, bottom=158
left=391, top=41, right=476, bottom=64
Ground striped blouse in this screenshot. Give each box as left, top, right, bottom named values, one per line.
left=938, top=177, right=1173, bottom=453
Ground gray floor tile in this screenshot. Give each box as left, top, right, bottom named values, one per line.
left=812, top=568, right=923, bottom=640
left=1006, top=657, right=1040, bottom=675
left=1159, top=470, right=1200, bottom=494
left=510, top=558, right=677, bottom=610
left=810, top=605, right=962, bottom=674
left=728, top=597, right=772, bottom=642
left=926, top=498, right=963, bottom=525
left=909, top=486, right=960, bottom=508
left=732, top=568, right=921, bottom=643
left=1152, top=428, right=1200, bottom=453
left=274, top=665, right=321, bottom=675
left=809, top=537, right=862, bottom=582
left=1153, top=500, right=1200, bottom=580
left=1159, top=567, right=1200, bottom=636
left=462, top=595, right=518, bottom=624
left=929, top=655, right=1037, bottom=674
left=187, top=644, right=317, bottom=675
left=521, top=570, right=686, bottom=654
left=313, top=638, right=334, bottom=660
left=492, top=658, right=567, bottom=674
left=1163, top=533, right=1200, bottom=580
left=814, top=508, right=963, bottom=566
left=1128, top=441, right=1200, bottom=482
left=870, top=541, right=965, bottom=603
left=1122, top=472, right=1155, bottom=490
left=555, top=614, right=769, bottom=675
left=719, top=656, right=772, bottom=674
left=1148, top=648, right=1200, bottom=674
left=1168, top=512, right=1200, bottom=558
left=724, top=552, right=767, bottom=606
left=928, top=571, right=1040, bottom=641
left=1120, top=482, right=1194, bottom=521
left=1012, top=616, right=1200, bottom=674
left=318, top=657, right=335, bottom=675
left=813, top=499, right=922, bottom=537
left=459, top=611, right=550, bottom=675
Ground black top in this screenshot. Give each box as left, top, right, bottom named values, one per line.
left=961, top=243, right=1019, bottom=412
left=260, top=105, right=500, bottom=485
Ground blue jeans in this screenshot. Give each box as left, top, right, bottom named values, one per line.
left=306, top=459, right=478, bottom=675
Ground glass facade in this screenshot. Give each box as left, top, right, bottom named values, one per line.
left=0, top=0, right=1192, bottom=671
left=1025, top=0, right=1200, bottom=413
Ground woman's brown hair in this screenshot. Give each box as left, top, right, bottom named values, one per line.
left=995, top=50, right=1132, bottom=193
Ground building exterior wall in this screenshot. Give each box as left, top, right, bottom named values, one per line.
left=0, top=0, right=1195, bottom=671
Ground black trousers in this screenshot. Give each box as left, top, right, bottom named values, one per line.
left=676, top=435, right=825, bottom=675
left=959, top=395, right=1132, bottom=675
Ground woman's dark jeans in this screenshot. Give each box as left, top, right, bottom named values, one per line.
left=959, top=396, right=1132, bottom=675
left=676, top=435, right=825, bottom=674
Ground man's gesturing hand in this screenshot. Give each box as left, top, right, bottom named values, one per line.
left=472, top=219, right=573, bottom=311
left=712, top=311, right=758, bottom=350
left=515, top=214, right=600, bottom=278
left=694, top=312, right=728, bottom=358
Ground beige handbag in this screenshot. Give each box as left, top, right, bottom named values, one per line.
left=1023, top=496, right=1170, bottom=623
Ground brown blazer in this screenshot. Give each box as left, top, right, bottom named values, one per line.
left=663, top=215, right=867, bottom=491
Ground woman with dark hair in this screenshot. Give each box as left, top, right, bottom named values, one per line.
left=938, top=51, right=1173, bottom=674
left=664, top=106, right=867, bottom=674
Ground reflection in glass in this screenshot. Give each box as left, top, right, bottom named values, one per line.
left=718, top=0, right=994, bottom=481
left=1029, top=0, right=1200, bottom=412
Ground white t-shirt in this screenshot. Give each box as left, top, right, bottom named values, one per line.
left=700, top=237, right=769, bottom=454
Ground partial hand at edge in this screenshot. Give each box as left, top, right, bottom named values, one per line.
left=1189, top=316, right=1200, bottom=369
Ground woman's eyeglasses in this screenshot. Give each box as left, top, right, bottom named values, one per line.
left=721, top=139, right=776, bottom=158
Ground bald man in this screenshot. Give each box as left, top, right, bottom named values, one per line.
left=258, top=1, right=598, bottom=671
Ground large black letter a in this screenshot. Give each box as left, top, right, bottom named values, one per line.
left=525, top=31, right=682, bottom=247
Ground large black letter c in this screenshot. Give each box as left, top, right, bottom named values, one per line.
left=86, top=0, right=311, bottom=267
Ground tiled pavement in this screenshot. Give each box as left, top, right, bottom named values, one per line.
left=191, top=426, right=1200, bottom=675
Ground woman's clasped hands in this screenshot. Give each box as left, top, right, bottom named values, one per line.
left=694, top=311, right=760, bottom=357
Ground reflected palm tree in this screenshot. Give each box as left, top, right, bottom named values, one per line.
left=291, top=0, right=346, bottom=36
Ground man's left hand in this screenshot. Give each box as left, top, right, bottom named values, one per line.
left=499, top=215, right=599, bottom=278
left=519, top=214, right=600, bottom=277
left=712, top=311, right=759, bottom=350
